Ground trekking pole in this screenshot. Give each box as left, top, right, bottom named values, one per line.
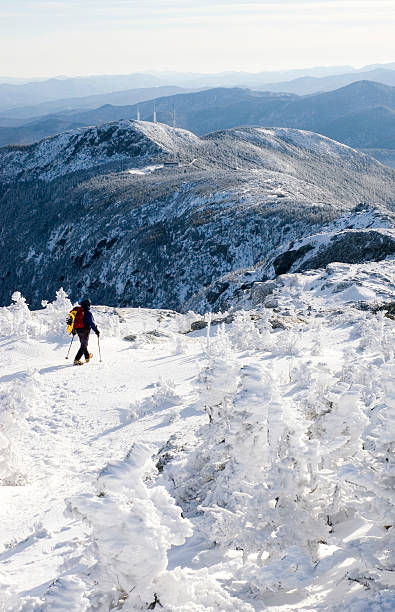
left=98, top=335, right=102, bottom=362
left=65, top=334, right=74, bottom=360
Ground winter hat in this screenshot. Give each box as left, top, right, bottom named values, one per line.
left=80, top=298, right=91, bottom=308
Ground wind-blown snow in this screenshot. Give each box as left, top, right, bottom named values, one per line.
left=0, top=261, right=394, bottom=610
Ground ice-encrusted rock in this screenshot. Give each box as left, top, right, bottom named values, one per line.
left=186, top=205, right=395, bottom=312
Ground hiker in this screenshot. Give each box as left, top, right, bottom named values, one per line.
left=73, top=298, right=100, bottom=365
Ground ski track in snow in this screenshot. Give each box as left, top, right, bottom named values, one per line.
left=0, top=268, right=394, bottom=611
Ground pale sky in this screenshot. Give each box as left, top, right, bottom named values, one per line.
left=2, top=0, right=395, bottom=77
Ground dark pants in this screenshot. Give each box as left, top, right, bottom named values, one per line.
left=75, top=328, right=91, bottom=361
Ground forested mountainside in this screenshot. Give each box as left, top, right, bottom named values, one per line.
left=1, top=120, right=394, bottom=311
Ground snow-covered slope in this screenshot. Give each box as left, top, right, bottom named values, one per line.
left=270, top=205, right=395, bottom=275
left=0, top=120, right=201, bottom=182
left=1, top=121, right=394, bottom=311
left=1, top=260, right=394, bottom=610
left=0, top=121, right=393, bottom=184
left=187, top=204, right=395, bottom=312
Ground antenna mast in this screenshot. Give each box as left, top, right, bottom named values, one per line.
left=163, top=102, right=179, bottom=167
left=153, top=102, right=157, bottom=123
left=171, top=103, right=177, bottom=164
left=136, top=104, right=140, bottom=121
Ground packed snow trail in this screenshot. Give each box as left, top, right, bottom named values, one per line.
left=1, top=339, right=200, bottom=532
left=0, top=297, right=213, bottom=609
left=0, top=263, right=394, bottom=611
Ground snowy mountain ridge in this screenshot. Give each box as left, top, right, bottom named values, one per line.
left=1, top=121, right=394, bottom=311
left=0, top=121, right=200, bottom=183
left=0, top=120, right=392, bottom=183
left=0, top=259, right=394, bottom=610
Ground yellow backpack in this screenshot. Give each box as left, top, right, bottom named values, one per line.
left=66, top=307, right=83, bottom=334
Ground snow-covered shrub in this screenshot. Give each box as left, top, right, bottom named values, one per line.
left=0, top=371, right=41, bottom=485
left=65, top=443, right=192, bottom=610
left=165, top=345, right=322, bottom=596
left=197, top=361, right=325, bottom=587
left=151, top=566, right=254, bottom=612
left=39, top=287, right=73, bottom=339
left=0, top=292, right=40, bottom=338
left=130, top=378, right=182, bottom=421
left=227, top=311, right=274, bottom=352
left=162, top=330, right=241, bottom=517
left=0, top=287, right=127, bottom=342
left=357, top=310, right=394, bottom=362
left=176, top=302, right=395, bottom=606
left=39, top=440, right=254, bottom=612
left=163, top=307, right=395, bottom=602
left=93, top=308, right=126, bottom=337
left=29, top=577, right=91, bottom=612
left=0, top=289, right=72, bottom=340
left=40, top=289, right=124, bottom=339
left=288, top=314, right=395, bottom=600
left=172, top=334, right=189, bottom=354
left=199, top=335, right=239, bottom=416
left=272, top=326, right=304, bottom=356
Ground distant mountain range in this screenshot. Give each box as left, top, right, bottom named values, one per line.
left=0, top=86, right=191, bottom=122
left=0, top=81, right=394, bottom=164
left=257, top=67, right=395, bottom=95
left=1, top=62, right=394, bottom=114
left=0, top=121, right=394, bottom=310
left=0, top=73, right=165, bottom=111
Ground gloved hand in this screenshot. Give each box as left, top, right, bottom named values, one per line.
left=96, top=329, right=100, bottom=336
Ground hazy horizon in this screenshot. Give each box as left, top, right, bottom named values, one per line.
left=2, top=61, right=395, bottom=82
left=2, top=1, right=395, bottom=79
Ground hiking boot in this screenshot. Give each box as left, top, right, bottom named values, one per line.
left=86, top=353, right=93, bottom=363
left=74, top=359, right=84, bottom=366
